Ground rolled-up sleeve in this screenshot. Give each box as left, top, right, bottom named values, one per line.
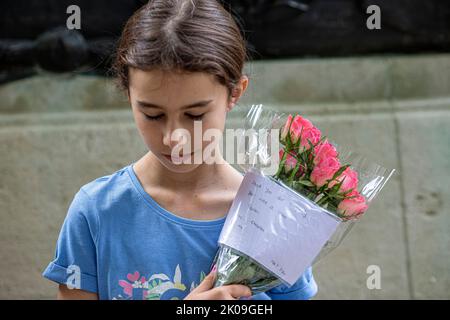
left=42, top=188, right=99, bottom=294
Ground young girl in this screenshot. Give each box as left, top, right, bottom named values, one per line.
left=42, top=0, right=318, bottom=300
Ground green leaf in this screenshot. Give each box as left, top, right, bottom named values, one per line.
left=275, top=149, right=288, bottom=178
left=288, top=161, right=302, bottom=180
left=316, top=135, right=327, bottom=146
left=328, top=164, right=350, bottom=184
left=307, top=139, right=315, bottom=151
left=328, top=179, right=344, bottom=195
left=295, top=180, right=314, bottom=187
left=293, top=126, right=304, bottom=151
left=342, top=188, right=355, bottom=197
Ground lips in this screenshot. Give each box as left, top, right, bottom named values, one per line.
left=163, top=152, right=195, bottom=161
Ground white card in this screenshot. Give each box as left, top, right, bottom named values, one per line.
left=218, top=169, right=342, bottom=286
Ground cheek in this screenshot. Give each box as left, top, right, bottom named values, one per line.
left=199, top=120, right=225, bottom=149
left=204, top=107, right=227, bottom=131
left=135, top=117, right=162, bottom=148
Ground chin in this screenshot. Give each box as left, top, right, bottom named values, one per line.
left=158, top=157, right=202, bottom=174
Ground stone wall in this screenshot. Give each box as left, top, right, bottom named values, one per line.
left=0, top=54, right=448, bottom=299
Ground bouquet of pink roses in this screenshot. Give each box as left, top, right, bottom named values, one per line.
left=276, top=114, right=369, bottom=220
left=211, top=104, right=395, bottom=295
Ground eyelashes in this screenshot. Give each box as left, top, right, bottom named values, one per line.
left=187, top=114, right=205, bottom=121
left=143, top=114, right=205, bottom=121
left=144, top=114, right=164, bottom=121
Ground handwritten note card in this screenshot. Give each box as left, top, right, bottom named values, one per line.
left=218, top=169, right=341, bottom=286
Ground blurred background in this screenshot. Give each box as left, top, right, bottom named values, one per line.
left=0, top=0, right=449, bottom=299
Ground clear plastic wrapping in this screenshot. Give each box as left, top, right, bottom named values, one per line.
left=211, top=104, right=396, bottom=295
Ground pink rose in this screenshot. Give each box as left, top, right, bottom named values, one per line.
left=281, top=114, right=321, bottom=151
left=279, top=149, right=300, bottom=173
left=310, top=156, right=341, bottom=187
left=337, top=190, right=368, bottom=218
left=281, top=115, right=293, bottom=143
left=330, top=167, right=359, bottom=193
left=291, top=115, right=314, bottom=142
left=313, top=141, right=338, bottom=165
left=299, top=126, right=321, bottom=150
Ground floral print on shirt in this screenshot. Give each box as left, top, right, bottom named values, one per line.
left=113, top=264, right=206, bottom=300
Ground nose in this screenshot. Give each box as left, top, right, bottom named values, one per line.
left=162, top=119, right=190, bottom=150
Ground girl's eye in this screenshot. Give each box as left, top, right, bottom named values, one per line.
left=186, top=114, right=205, bottom=120
left=144, top=114, right=164, bottom=121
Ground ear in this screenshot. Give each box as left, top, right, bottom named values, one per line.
left=227, top=75, right=249, bottom=112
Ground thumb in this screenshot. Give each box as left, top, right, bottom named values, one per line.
left=194, top=265, right=217, bottom=292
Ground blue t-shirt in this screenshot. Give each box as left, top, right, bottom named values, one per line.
left=42, top=163, right=318, bottom=300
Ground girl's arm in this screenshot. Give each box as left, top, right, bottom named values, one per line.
left=43, top=189, right=100, bottom=299
left=57, top=284, right=98, bottom=300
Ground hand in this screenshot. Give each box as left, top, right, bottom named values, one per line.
left=57, top=284, right=98, bottom=300
left=184, top=266, right=252, bottom=300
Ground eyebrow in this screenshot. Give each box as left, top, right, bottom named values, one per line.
left=136, top=99, right=213, bottom=110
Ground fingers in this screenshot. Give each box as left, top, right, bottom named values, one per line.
left=225, top=284, right=252, bottom=299
left=185, top=263, right=252, bottom=301
left=193, top=265, right=217, bottom=293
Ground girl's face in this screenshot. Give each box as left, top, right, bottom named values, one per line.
left=128, top=68, right=247, bottom=173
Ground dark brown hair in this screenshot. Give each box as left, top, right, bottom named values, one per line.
left=112, top=0, right=249, bottom=99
